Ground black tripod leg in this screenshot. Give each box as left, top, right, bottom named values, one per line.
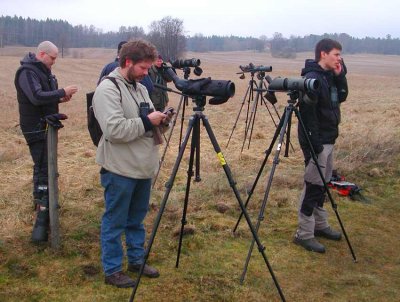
left=262, top=81, right=295, bottom=154
left=201, top=114, right=286, bottom=302
left=194, top=116, right=201, bottom=182
left=241, top=81, right=257, bottom=153
left=179, top=95, right=188, bottom=149
left=226, top=83, right=252, bottom=148
left=233, top=107, right=287, bottom=233
left=153, top=94, right=186, bottom=188
left=246, top=89, right=260, bottom=150
left=294, top=107, right=357, bottom=262
left=129, top=115, right=196, bottom=302
left=176, top=116, right=199, bottom=268
left=240, top=106, right=293, bottom=284
left=284, top=112, right=292, bottom=157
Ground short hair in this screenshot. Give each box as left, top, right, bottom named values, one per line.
left=119, top=39, right=157, bottom=68
left=117, top=41, right=127, bottom=54
left=315, top=39, right=342, bottom=61
left=37, top=41, right=58, bottom=54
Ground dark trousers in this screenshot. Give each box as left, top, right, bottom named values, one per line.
left=296, top=144, right=334, bottom=239
left=27, top=139, right=48, bottom=201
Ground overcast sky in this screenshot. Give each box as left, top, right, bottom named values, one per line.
left=2, top=0, right=399, bottom=38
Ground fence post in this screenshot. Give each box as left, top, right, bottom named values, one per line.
left=47, top=125, right=60, bottom=249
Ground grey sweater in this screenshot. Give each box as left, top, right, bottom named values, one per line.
left=93, top=68, right=159, bottom=179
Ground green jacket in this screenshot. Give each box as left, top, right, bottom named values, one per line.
left=148, top=65, right=169, bottom=111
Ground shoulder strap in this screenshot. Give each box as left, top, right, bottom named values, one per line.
left=103, top=76, right=122, bottom=103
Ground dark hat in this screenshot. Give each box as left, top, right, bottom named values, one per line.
left=158, top=54, right=163, bottom=60
left=118, top=41, right=128, bottom=53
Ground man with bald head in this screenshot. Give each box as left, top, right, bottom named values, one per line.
left=15, top=40, right=78, bottom=243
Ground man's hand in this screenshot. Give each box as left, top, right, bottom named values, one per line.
left=147, top=111, right=167, bottom=126
left=162, top=107, right=175, bottom=126
left=63, top=85, right=78, bottom=97
left=334, top=59, right=346, bottom=76
left=60, top=95, right=71, bottom=103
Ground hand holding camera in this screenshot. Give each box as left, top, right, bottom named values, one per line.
left=162, top=107, right=175, bottom=126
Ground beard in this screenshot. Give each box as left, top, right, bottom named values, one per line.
left=127, top=66, right=144, bottom=82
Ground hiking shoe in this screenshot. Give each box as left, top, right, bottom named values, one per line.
left=105, top=271, right=135, bottom=288
left=315, top=227, right=342, bottom=241
left=293, top=236, right=326, bottom=253
left=128, top=263, right=160, bottom=278
left=31, top=209, right=49, bottom=243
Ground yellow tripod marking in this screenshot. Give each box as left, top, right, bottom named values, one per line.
left=217, top=152, right=226, bottom=166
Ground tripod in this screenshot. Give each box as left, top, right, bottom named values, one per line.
left=233, top=91, right=357, bottom=283
left=226, top=72, right=292, bottom=153
left=153, top=67, right=201, bottom=188
left=130, top=96, right=286, bottom=302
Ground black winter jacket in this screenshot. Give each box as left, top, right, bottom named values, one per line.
left=298, top=59, right=348, bottom=155
left=15, top=52, right=65, bottom=144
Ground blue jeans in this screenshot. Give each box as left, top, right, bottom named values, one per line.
left=100, top=170, right=151, bottom=276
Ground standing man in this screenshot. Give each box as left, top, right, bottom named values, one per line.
left=98, top=40, right=154, bottom=94
left=15, top=40, right=78, bottom=243
left=148, top=55, right=171, bottom=112
left=294, top=39, right=348, bottom=253
left=93, top=40, right=172, bottom=288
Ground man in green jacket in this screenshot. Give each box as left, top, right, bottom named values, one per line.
left=148, top=55, right=171, bottom=112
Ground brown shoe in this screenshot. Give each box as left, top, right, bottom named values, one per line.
left=128, top=263, right=160, bottom=278
left=105, top=271, right=135, bottom=288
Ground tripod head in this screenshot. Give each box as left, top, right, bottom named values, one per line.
left=287, top=90, right=301, bottom=105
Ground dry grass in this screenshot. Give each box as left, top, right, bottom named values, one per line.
left=0, top=47, right=399, bottom=301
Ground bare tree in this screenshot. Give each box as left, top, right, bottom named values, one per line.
left=148, top=16, right=185, bottom=60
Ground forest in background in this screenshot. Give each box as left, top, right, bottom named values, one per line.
left=1, top=15, right=399, bottom=58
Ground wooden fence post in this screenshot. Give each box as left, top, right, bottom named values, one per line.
left=47, top=125, right=60, bottom=249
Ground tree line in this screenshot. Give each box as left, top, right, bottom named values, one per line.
left=1, top=15, right=399, bottom=58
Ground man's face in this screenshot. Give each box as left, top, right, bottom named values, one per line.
left=154, top=58, right=163, bottom=68
left=38, top=50, right=58, bottom=70
left=320, top=48, right=342, bottom=71
left=127, top=60, right=152, bottom=82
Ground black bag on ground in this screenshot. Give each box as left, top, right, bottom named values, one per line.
left=86, top=77, right=121, bottom=146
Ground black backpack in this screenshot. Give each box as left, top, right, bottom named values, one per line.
left=86, top=77, right=121, bottom=146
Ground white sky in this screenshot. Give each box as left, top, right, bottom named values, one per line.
left=2, top=0, right=399, bottom=38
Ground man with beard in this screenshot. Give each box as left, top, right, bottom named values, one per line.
left=15, top=40, right=78, bottom=243
left=93, top=39, right=174, bottom=288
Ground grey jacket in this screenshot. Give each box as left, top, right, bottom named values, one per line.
left=93, top=68, right=159, bottom=179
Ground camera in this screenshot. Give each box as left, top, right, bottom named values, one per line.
left=239, top=63, right=272, bottom=73
left=170, top=58, right=201, bottom=69
left=268, top=77, right=319, bottom=93
left=163, top=64, right=235, bottom=104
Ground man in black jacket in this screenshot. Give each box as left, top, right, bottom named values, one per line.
left=97, top=40, right=154, bottom=93
left=15, top=40, right=78, bottom=243
left=294, top=39, right=348, bottom=253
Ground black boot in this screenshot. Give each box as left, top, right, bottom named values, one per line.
left=32, top=184, right=50, bottom=243
left=31, top=203, right=49, bottom=243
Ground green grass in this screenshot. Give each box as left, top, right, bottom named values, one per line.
left=1, top=157, right=399, bottom=302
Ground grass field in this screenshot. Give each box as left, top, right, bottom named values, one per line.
left=0, top=47, right=399, bottom=302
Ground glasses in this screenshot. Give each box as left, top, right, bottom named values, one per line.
left=46, top=52, right=57, bottom=61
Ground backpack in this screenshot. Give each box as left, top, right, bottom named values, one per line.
left=86, top=77, right=121, bottom=146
